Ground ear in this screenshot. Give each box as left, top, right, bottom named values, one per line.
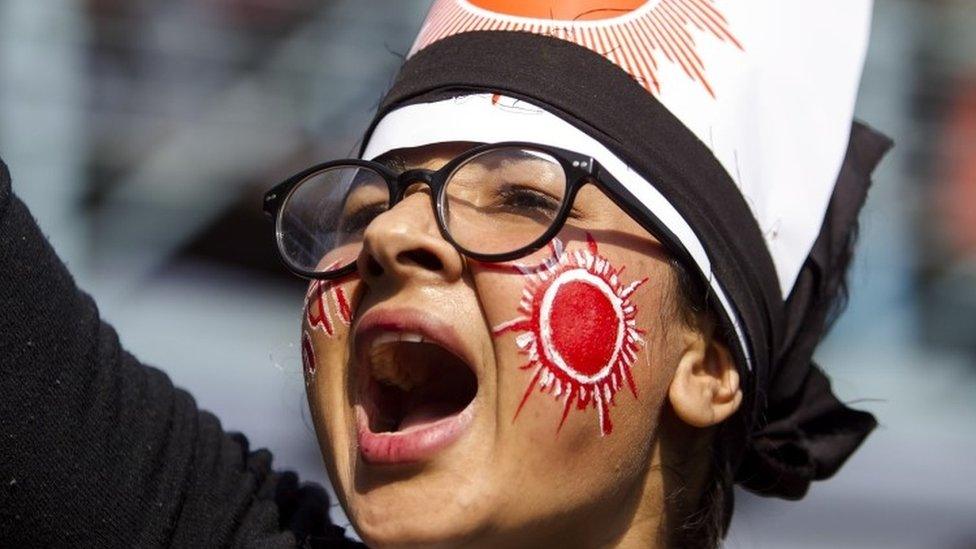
left=668, top=331, right=743, bottom=428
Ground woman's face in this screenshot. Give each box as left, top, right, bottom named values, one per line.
left=302, top=143, right=692, bottom=547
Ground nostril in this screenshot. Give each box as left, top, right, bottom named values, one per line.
left=366, top=255, right=384, bottom=277
left=397, top=249, right=443, bottom=271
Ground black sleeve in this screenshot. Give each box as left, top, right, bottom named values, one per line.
left=0, top=159, right=362, bottom=548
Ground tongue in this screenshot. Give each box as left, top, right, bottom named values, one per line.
left=398, top=400, right=460, bottom=431
left=368, top=340, right=478, bottom=432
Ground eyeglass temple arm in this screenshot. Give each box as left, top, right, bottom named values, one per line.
left=589, top=163, right=697, bottom=270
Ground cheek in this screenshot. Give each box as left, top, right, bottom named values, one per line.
left=302, top=276, right=362, bottom=481
left=302, top=276, right=358, bottom=382
left=304, top=279, right=353, bottom=339
left=484, top=233, right=649, bottom=438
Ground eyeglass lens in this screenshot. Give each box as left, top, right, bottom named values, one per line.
left=277, top=146, right=568, bottom=275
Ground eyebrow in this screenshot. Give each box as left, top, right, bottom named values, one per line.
left=374, top=153, right=406, bottom=173
left=372, top=150, right=587, bottom=219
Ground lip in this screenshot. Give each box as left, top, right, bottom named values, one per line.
left=353, top=308, right=479, bottom=465
left=355, top=399, right=475, bottom=464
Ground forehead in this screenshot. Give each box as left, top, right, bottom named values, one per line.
left=373, top=142, right=481, bottom=172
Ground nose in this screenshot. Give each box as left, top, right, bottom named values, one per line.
left=357, top=189, right=464, bottom=288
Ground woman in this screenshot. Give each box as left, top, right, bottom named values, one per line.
left=1, top=0, right=888, bottom=547
left=278, top=0, right=889, bottom=545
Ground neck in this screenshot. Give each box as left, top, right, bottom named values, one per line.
left=607, top=404, right=714, bottom=549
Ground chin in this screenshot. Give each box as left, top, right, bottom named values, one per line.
left=319, top=305, right=499, bottom=547
left=344, top=437, right=497, bottom=547
left=346, top=463, right=496, bottom=548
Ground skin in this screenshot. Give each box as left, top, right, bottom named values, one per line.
left=302, top=143, right=743, bottom=548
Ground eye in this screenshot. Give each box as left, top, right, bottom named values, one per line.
left=338, top=202, right=387, bottom=235
left=497, top=185, right=563, bottom=215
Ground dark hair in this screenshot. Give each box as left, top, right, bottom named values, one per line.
left=667, top=214, right=861, bottom=548
left=666, top=256, right=732, bottom=549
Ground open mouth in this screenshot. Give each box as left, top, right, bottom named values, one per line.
left=364, top=334, right=478, bottom=433
left=353, top=315, right=479, bottom=464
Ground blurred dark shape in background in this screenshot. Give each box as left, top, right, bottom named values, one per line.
left=1, top=1, right=974, bottom=546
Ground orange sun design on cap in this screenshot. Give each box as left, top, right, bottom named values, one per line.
left=411, top=0, right=742, bottom=98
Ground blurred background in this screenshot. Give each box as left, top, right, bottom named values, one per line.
left=1, top=0, right=974, bottom=546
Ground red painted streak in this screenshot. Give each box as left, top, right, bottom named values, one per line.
left=332, top=284, right=352, bottom=323
left=586, top=232, right=599, bottom=254
left=301, top=331, right=316, bottom=376
left=514, top=367, right=542, bottom=421
left=306, top=281, right=335, bottom=336
left=558, top=386, right=576, bottom=431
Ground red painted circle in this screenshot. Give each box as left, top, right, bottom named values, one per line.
left=548, top=277, right=619, bottom=377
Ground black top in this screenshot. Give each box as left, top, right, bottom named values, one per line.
left=0, top=159, right=363, bottom=548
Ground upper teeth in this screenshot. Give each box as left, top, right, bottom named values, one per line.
left=371, top=331, right=425, bottom=349
left=369, top=332, right=429, bottom=391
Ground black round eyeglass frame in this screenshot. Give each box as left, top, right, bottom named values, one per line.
left=262, top=141, right=693, bottom=280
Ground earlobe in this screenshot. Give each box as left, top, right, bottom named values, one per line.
left=668, top=334, right=743, bottom=428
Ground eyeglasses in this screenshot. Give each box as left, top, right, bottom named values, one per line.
left=263, top=141, right=687, bottom=279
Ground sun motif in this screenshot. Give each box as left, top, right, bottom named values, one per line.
left=413, top=0, right=743, bottom=98
left=492, top=234, right=647, bottom=436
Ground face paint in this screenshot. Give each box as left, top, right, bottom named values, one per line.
left=493, top=234, right=646, bottom=436
left=305, top=276, right=353, bottom=337
left=301, top=330, right=316, bottom=378
left=302, top=266, right=357, bottom=379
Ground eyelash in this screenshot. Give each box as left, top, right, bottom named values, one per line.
left=337, top=183, right=583, bottom=235
left=497, top=185, right=582, bottom=219
left=498, top=186, right=560, bottom=211
left=338, top=202, right=387, bottom=234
